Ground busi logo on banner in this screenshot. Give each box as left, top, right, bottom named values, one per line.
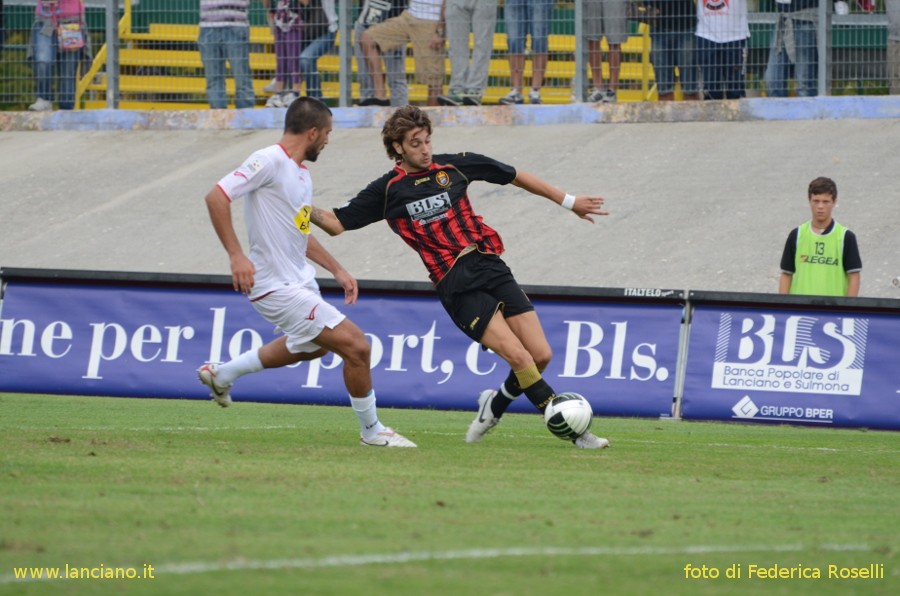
left=711, top=312, right=868, bottom=396
left=682, top=304, right=900, bottom=430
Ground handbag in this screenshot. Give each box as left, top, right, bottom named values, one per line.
left=57, top=21, right=85, bottom=51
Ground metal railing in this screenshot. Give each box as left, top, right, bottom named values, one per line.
left=0, top=1, right=894, bottom=111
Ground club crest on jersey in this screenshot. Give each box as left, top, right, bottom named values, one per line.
left=294, top=205, right=311, bottom=234
left=435, top=170, right=450, bottom=187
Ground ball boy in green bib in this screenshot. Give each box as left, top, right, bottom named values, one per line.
left=779, top=177, right=862, bottom=297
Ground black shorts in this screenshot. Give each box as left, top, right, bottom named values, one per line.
left=435, top=251, right=534, bottom=342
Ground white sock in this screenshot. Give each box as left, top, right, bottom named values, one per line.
left=216, top=349, right=263, bottom=386
left=350, top=390, right=386, bottom=439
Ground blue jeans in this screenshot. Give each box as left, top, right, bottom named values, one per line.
left=198, top=26, right=255, bottom=109
left=30, top=21, right=81, bottom=109
left=299, top=30, right=337, bottom=99
left=354, top=21, right=407, bottom=105
left=764, top=17, right=817, bottom=97
left=696, top=37, right=746, bottom=100
left=651, top=30, right=698, bottom=95
left=504, top=0, right=552, bottom=55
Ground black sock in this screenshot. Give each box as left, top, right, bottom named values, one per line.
left=502, top=369, right=522, bottom=395
left=522, top=379, right=555, bottom=413
left=491, top=392, right=514, bottom=418
left=490, top=370, right=521, bottom=418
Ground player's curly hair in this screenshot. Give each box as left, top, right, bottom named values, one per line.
left=381, top=105, right=432, bottom=161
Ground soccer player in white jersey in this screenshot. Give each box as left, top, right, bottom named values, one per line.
left=197, top=96, right=416, bottom=448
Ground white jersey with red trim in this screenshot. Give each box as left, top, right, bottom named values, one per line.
left=216, top=144, right=319, bottom=300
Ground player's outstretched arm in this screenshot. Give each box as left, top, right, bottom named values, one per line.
left=307, top=234, right=359, bottom=304
left=310, top=206, right=347, bottom=236
left=205, top=186, right=256, bottom=294
left=511, top=170, right=609, bottom=223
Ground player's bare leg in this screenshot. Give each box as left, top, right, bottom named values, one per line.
left=199, top=337, right=324, bottom=407
left=315, top=319, right=416, bottom=447
left=466, top=311, right=553, bottom=442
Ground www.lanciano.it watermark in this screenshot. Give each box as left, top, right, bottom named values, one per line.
left=12, top=563, right=155, bottom=581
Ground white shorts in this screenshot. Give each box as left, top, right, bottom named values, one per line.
left=250, top=284, right=346, bottom=353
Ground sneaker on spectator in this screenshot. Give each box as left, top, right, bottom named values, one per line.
left=263, top=78, right=277, bottom=94
left=437, top=93, right=465, bottom=106
left=587, top=88, right=605, bottom=103
left=265, top=93, right=285, bottom=108
left=573, top=431, right=610, bottom=449
left=601, top=89, right=617, bottom=103
left=28, top=98, right=53, bottom=111
left=498, top=89, right=524, bottom=105
left=529, top=89, right=542, bottom=104
left=197, top=363, right=232, bottom=407
left=462, top=94, right=482, bottom=106
left=265, top=91, right=298, bottom=108
left=360, top=428, right=417, bottom=447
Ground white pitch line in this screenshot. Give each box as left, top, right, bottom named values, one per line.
left=8, top=428, right=899, bottom=454
left=0, top=543, right=874, bottom=584
left=11, top=425, right=302, bottom=432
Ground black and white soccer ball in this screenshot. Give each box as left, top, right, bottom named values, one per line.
left=544, top=392, right=593, bottom=441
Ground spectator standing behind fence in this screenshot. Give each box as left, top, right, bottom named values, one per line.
left=763, top=0, right=818, bottom=98
left=360, top=0, right=446, bottom=107
left=641, top=0, right=700, bottom=101
left=298, top=0, right=338, bottom=100
left=888, top=0, right=900, bottom=94
left=437, top=0, right=498, bottom=106
left=262, top=0, right=303, bottom=108
left=198, top=0, right=255, bottom=109
left=499, top=0, right=552, bottom=104
left=355, top=0, right=407, bottom=107
left=695, top=0, right=749, bottom=99
left=28, top=0, right=87, bottom=112
left=779, top=177, right=861, bottom=297
left=584, top=0, right=628, bottom=103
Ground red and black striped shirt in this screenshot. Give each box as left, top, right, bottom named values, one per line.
left=333, top=152, right=517, bottom=284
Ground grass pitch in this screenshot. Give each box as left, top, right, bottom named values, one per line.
left=0, top=392, right=897, bottom=595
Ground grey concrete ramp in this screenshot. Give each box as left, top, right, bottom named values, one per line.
left=1, top=99, right=898, bottom=297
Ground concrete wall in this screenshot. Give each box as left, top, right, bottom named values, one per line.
left=1, top=96, right=898, bottom=297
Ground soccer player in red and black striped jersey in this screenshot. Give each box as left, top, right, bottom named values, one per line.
left=311, top=106, right=611, bottom=449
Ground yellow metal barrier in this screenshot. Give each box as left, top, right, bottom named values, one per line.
left=77, top=1, right=656, bottom=109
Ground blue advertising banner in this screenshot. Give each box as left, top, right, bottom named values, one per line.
left=682, top=305, right=900, bottom=430
left=0, top=278, right=683, bottom=418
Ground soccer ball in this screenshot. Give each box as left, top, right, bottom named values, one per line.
left=544, top=392, right=593, bottom=441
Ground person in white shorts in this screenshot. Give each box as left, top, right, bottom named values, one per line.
left=197, top=96, right=415, bottom=448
